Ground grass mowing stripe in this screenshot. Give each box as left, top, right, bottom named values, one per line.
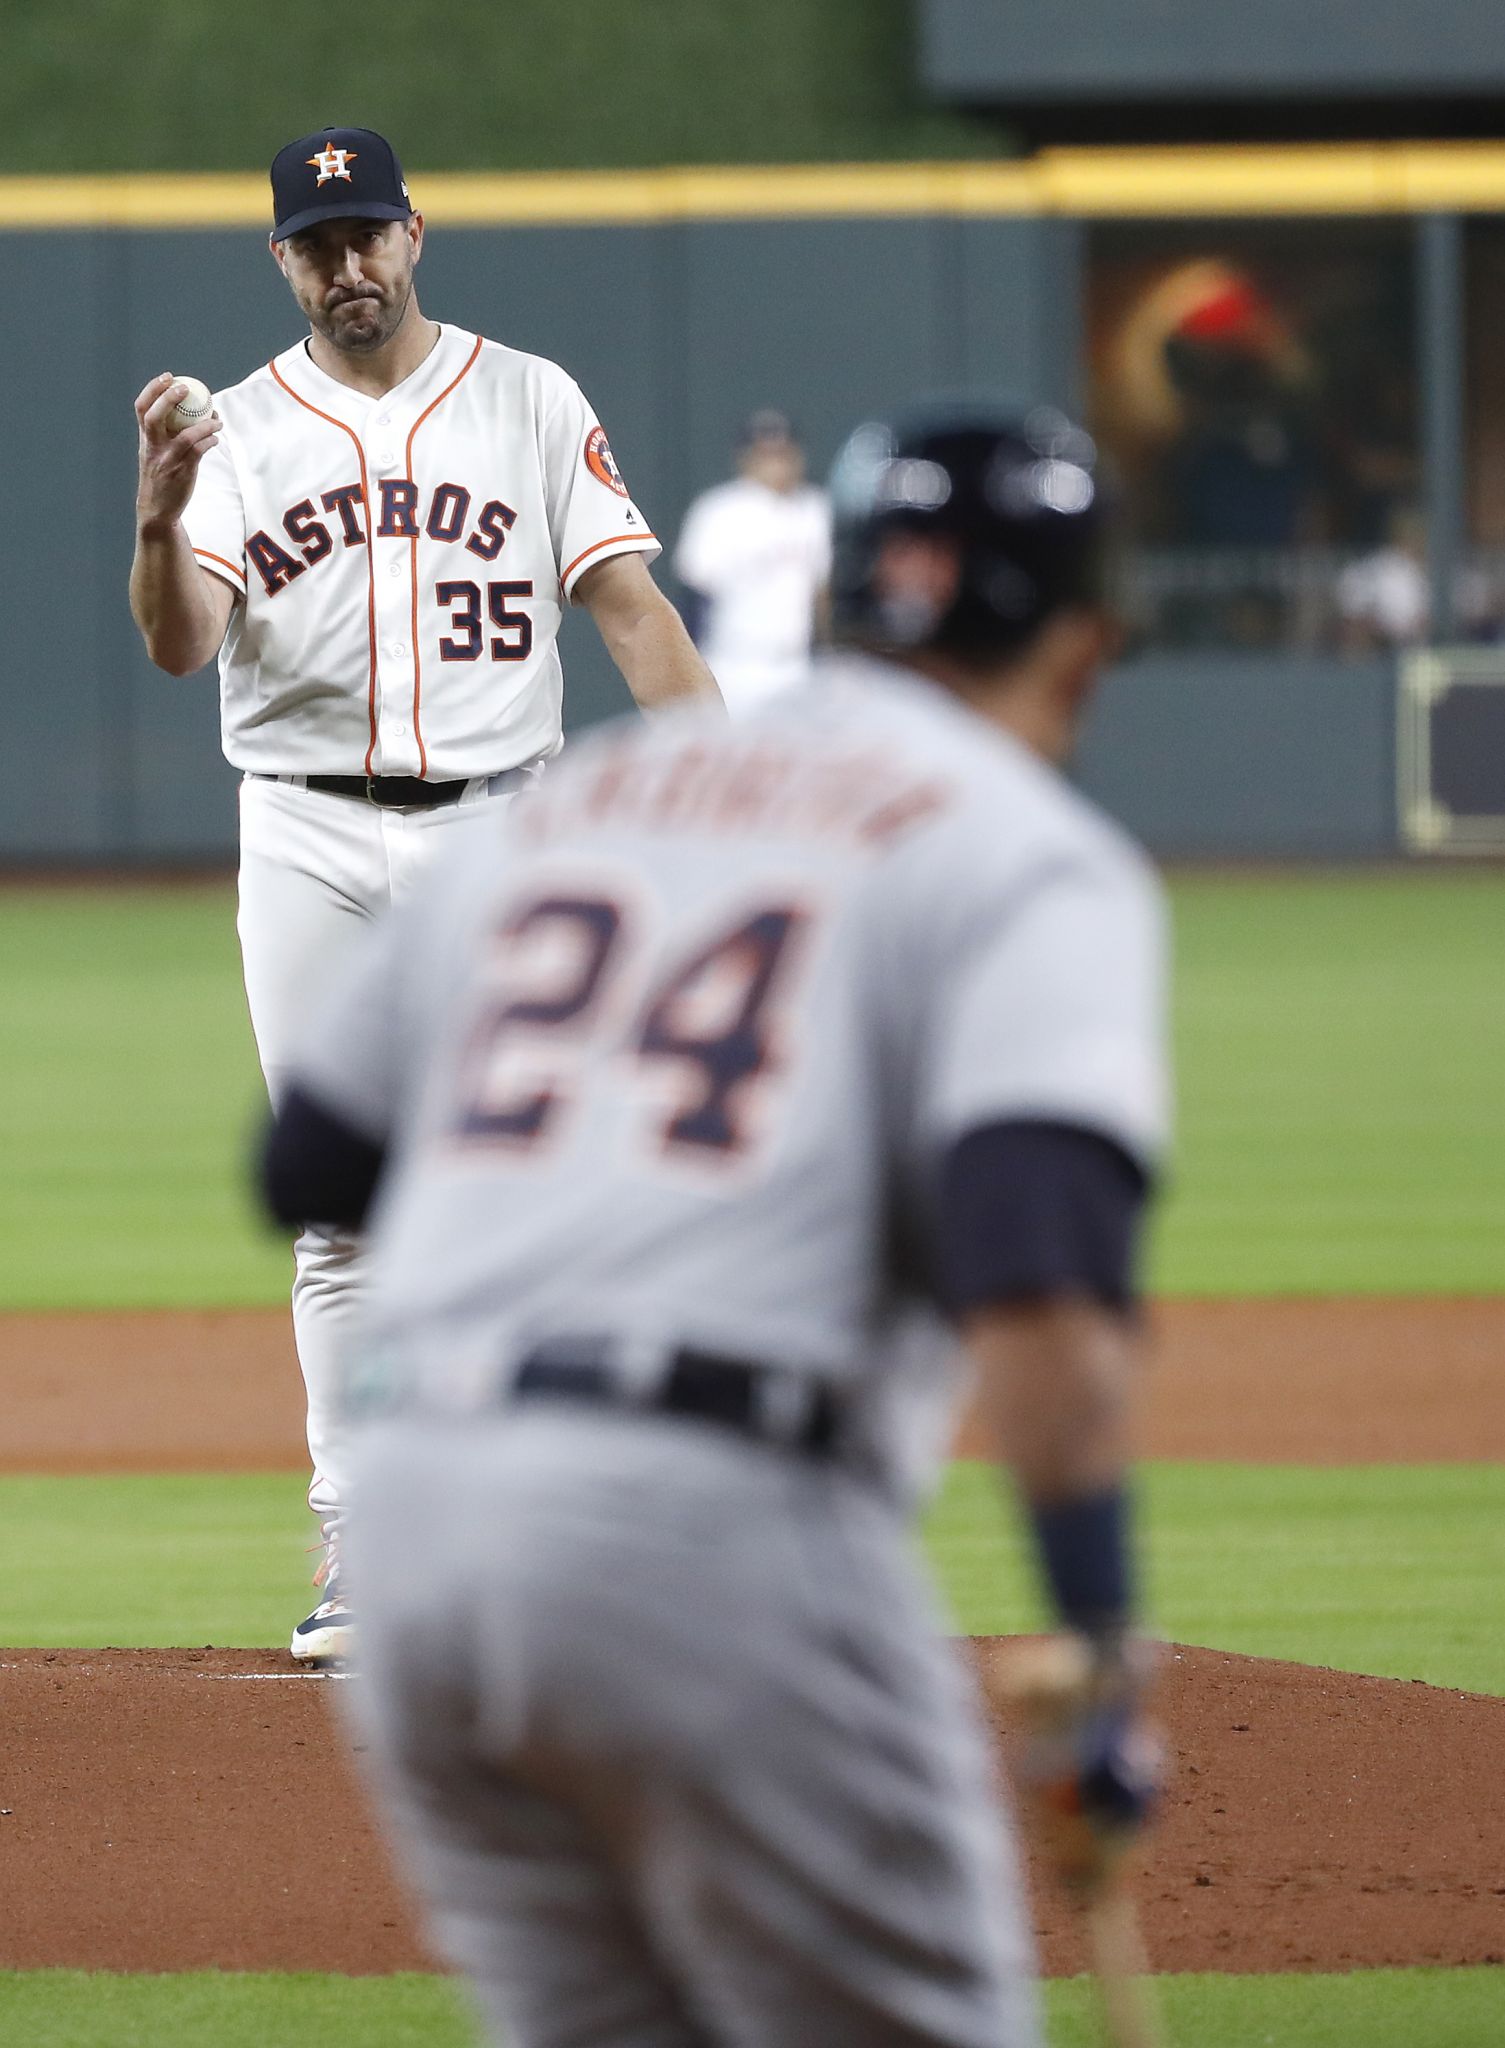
left=0, top=886, right=286, bottom=1309
left=1150, top=870, right=1505, bottom=1295
left=930, top=1461, right=1505, bottom=1696
left=0, top=1968, right=1499, bottom=2047
left=0, top=1474, right=310, bottom=1648
left=1052, top=1967, right=1505, bottom=2047
left=3, top=1465, right=1502, bottom=1696
left=2, top=872, right=1504, bottom=1306
left=0, top=1971, right=475, bottom=2048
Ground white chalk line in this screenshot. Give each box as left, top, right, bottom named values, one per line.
left=198, top=1670, right=354, bottom=1681
left=0, top=1659, right=351, bottom=1682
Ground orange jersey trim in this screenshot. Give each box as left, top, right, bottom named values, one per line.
left=267, top=359, right=381, bottom=776
left=192, top=545, right=246, bottom=591
left=561, top=530, right=659, bottom=593
left=403, top=334, right=484, bottom=779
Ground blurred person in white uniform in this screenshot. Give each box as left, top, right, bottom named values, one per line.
left=674, top=409, right=832, bottom=715
left=1336, top=504, right=1429, bottom=653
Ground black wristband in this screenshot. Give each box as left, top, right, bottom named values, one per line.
left=1029, top=1485, right=1134, bottom=1640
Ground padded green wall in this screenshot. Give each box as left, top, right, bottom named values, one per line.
left=0, top=0, right=1002, bottom=174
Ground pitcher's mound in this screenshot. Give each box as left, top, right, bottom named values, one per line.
left=1, top=1642, right=1501, bottom=1976
left=972, top=1639, right=1505, bottom=1977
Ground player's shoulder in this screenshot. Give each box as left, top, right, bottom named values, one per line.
left=465, top=331, right=585, bottom=406
left=208, top=352, right=289, bottom=416
left=819, top=655, right=1158, bottom=898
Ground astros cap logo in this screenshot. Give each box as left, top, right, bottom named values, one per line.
left=271, top=128, right=410, bottom=243
left=308, top=145, right=358, bottom=185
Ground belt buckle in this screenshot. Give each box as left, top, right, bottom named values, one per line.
left=365, top=776, right=405, bottom=811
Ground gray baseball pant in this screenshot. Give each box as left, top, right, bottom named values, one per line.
left=342, top=1409, right=1041, bottom=2048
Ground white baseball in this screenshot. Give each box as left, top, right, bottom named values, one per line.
left=164, top=375, right=213, bottom=435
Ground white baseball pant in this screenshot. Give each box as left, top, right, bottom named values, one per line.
left=237, top=773, right=524, bottom=1528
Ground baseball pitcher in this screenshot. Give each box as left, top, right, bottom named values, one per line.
left=128, top=125, right=720, bottom=1662
left=262, top=401, right=1168, bottom=2046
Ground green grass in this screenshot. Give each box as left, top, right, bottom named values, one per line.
left=0, top=1971, right=476, bottom=2048
left=2, top=1967, right=1500, bottom=2047
left=930, top=1461, right=1505, bottom=1696
left=0, top=1473, right=311, bottom=1648
left=0, top=870, right=1502, bottom=1308
left=1151, top=870, right=1505, bottom=1295
left=0, top=886, right=286, bottom=1308
left=4, top=1463, right=1502, bottom=1695
left=1051, top=1968, right=1505, bottom=2047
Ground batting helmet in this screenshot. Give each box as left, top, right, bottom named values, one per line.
left=827, top=401, right=1109, bottom=663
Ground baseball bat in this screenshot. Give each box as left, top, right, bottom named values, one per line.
left=986, top=1637, right=1164, bottom=2048
left=1083, top=1873, right=1161, bottom=2048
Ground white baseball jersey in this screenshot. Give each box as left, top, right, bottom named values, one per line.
left=181, top=324, right=659, bottom=777
left=673, top=479, right=831, bottom=713
left=291, top=654, right=1169, bottom=1505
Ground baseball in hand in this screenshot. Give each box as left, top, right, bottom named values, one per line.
left=164, top=376, right=213, bottom=434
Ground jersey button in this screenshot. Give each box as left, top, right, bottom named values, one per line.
left=389, top=721, right=409, bottom=737
left=387, top=559, right=403, bottom=578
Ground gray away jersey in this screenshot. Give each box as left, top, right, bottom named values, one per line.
left=290, top=655, right=1170, bottom=1502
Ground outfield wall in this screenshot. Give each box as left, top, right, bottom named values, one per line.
left=0, top=187, right=1418, bottom=862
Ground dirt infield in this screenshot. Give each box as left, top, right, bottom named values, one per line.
left=4, top=1296, right=1504, bottom=1471
left=1, top=1295, right=1503, bottom=1980
left=1, top=1643, right=1500, bottom=1978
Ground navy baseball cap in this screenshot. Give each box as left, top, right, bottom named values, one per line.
left=737, top=408, right=798, bottom=448
left=270, top=127, right=413, bottom=242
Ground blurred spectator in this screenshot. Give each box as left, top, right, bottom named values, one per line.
left=1324, top=359, right=1420, bottom=549
left=1105, top=259, right=1316, bottom=532
left=1088, top=226, right=1420, bottom=652
left=1097, top=258, right=1322, bottom=646
left=1335, top=506, right=1429, bottom=653
left=673, top=410, right=831, bottom=716
left=1159, top=342, right=1317, bottom=554
left=1457, top=557, right=1505, bottom=643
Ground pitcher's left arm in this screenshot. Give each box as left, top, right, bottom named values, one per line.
left=578, top=552, right=724, bottom=715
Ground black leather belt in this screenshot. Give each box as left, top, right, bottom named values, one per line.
left=253, top=768, right=531, bottom=810
left=306, top=773, right=468, bottom=809
left=512, top=1346, right=841, bottom=1457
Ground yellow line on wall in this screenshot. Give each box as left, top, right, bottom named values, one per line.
left=7, top=143, right=1505, bottom=229
left=0, top=173, right=269, bottom=226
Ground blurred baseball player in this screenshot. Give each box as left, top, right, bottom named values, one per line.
left=674, top=408, right=832, bottom=715
left=128, top=125, right=719, bottom=1663
left=261, top=400, right=1168, bottom=2046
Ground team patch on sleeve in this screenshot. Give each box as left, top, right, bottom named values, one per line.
left=584, top=425, right=630, bottom=498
